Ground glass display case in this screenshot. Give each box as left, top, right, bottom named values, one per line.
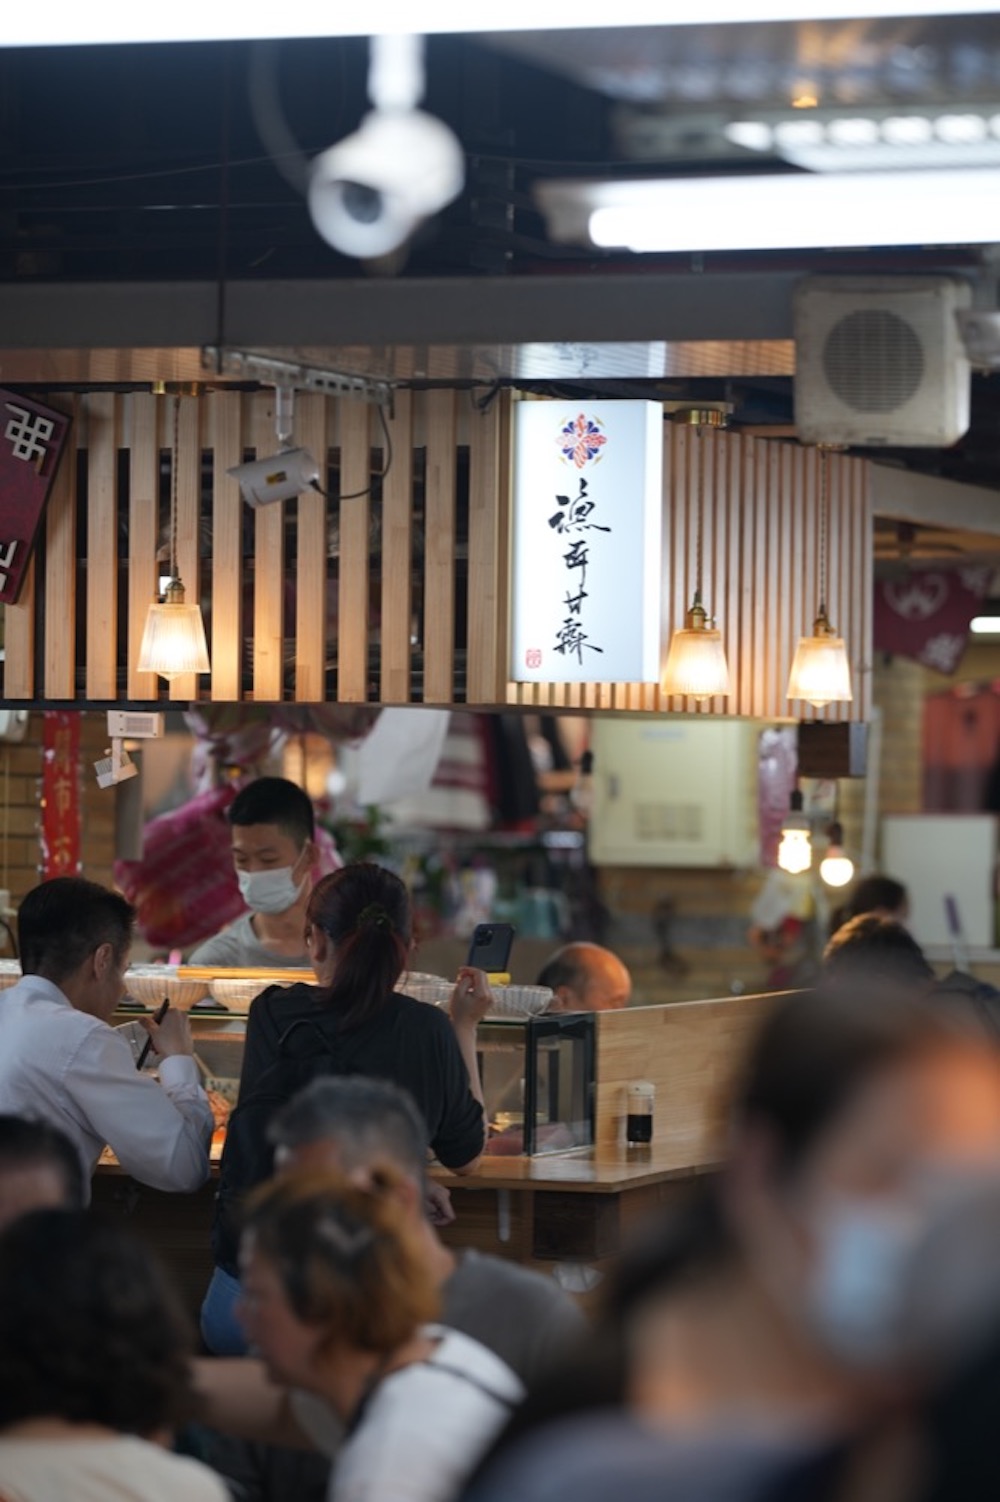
left=478, top=1013, right=595, bottom=1156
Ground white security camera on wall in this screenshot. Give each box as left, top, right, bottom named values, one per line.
left=308, top=108, right=464, bottom=260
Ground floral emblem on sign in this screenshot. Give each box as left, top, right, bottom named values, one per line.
left=557, top=413, right=608, bottom=469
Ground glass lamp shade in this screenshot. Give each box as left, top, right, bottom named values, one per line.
left=819, top=847, right=855, bottom=887
left=786, top=613, right=853, bottom=708
left=662, top=600, right=731, bottom=701
left=137, top=579, right=211, bottom=680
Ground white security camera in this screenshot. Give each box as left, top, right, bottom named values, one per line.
left=308, top=108, right=464, bottom=260
left=228, top=446, right=321, bottom=507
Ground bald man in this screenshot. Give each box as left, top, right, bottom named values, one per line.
left=537, top=942, right=632, bottom=1013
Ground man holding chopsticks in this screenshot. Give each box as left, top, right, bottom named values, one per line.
left=0, top=877, right=212, bottom=1197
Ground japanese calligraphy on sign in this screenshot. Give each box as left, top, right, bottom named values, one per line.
left=40, top=712, right=81, bottom=880
left=510, top=401, right=663, bottom=684
left=0, top=389, right=71, bottom=605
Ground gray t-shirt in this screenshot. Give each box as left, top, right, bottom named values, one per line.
left=444, top=1250, right=586, bottom=1389
left=188, top=913, right=309, bottom=970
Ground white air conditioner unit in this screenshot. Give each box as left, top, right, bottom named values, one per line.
left=793, top=275, right=972, bottom=447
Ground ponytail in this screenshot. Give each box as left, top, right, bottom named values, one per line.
left=307, top=865, right=411, bottom=1030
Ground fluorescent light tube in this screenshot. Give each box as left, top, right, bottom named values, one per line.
left=2, top=2, right=999, bottom=45
left=970, top=616, right=1000, bottom=634
left=543, top=168, right=1000, bottom=253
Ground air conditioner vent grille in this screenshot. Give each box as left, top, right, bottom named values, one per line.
left=635, top=802, right=703, bottom=843
left=823, top=309, right=925, bottom=413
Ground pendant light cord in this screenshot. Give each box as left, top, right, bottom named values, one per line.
left=818, top=445, right=828, bottom=620
left=170, top=395, right=180, bottom=581
left=694, top=423, right=704, bottom=606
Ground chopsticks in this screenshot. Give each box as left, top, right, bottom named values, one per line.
left=136, top=998, right=169, bottom=1071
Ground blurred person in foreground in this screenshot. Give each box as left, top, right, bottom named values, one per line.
left=464, top=986, right=1000, bottom=1502
left=0, top=877, right=212, bottom=1196
left=193, top=1077, right=583, bottom=1502
left=821, top=914, right=935, bottom=995
left=0, top=1114, right=84, bottom=1231
left=0, top=1211, right=228, bottom=1502
left=237, top=1167, right=524, bottom=1502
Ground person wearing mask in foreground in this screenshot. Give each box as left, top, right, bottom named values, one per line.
left=0, top=1114, right=84, bottom=1231
left=464, top=987, right=1000, bottom=1502
left=194, top=1075, right=584, bottom=1499
left=0, top=1211, right=229, bottom=1502
left=238, top=1168, right=524, bottom=1502
left=190, top=776, right=320, bottom=969
left=0, top=877, right=211, bottom=1196
left=537, top=942, right=632, bottom=1013
left=203, top=862, right=489, bottom=1355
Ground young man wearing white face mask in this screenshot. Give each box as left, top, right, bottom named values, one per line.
left=189, top=778, right=318, bottom=970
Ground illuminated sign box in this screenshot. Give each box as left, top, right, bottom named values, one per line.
left=509, top=399, right=663, bottom=684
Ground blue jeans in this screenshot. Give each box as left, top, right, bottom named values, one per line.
left=200, top=1265, right=248, bottom=1356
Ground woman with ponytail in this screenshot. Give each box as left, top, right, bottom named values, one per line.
left=202, top=863, right=487, bottom=1355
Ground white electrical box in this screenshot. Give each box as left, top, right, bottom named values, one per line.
left=588, top=717, right=759, bottom=868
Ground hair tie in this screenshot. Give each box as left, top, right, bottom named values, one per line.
left=357, top=903, right=391, bottom=932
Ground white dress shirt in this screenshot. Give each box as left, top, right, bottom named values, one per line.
left=0, top=974, right=212, bottom=1196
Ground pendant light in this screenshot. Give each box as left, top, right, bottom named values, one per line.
left=662, top=410, right=731, bottom=701
left=777, top=790, right=812, bottom=875
left=786, top=446, right=852, bottom=709
left=819, top=819, right=855, bottom=888
left=137, top=396, right=211, bottom=681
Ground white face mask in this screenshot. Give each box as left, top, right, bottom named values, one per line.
left=237, top=862, right=308, bottom=917
left=805, top=1195, right=920, bottom=1369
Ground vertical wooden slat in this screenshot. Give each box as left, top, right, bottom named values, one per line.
left=467, top=393, right=510, bottom=705
left=4, top=557, right=34, bottom=699
left=337, top=400, right=372, bottom=702
left=724, top=433, right=741, bottom=718
left=380, top=391, right=414, bottom=704
left=85, top=393, right=118, bottom=701
left=295, top=393, right=328, bottom=702
left=251, top=394, right=285, bottom=702
left=45, top=399, right=78, bottom=700
left=125, top=394, right=160, bottom=701
left=209, top=391, right=243, bottom=701
left=424, top=389, right=457, bottom=704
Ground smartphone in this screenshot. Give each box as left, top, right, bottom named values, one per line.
left=466, top=923, right=515, bottom=974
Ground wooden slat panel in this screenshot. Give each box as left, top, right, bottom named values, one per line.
left=4, top=555, right=34, bottom=699
left=337, top=401, right=372, bottom=702
left=380, top=391, right=413, bottom=705
left=125, top=394, right=160, bottom=701
left=209, top=391, right=243, bottom=701
left=424, top=389, right=457, bottom=705
left=467, top=394, right=510, bottom=705
left=44, top=399, right=78, bottom=700
left=85, top=393, right=118, bottom=701
left=294, top=393, right=328, bottom=703
left=251, top=394, right=285, bottom=702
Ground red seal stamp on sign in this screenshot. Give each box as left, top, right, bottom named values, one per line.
left=525, top=647, right=542, bottom=669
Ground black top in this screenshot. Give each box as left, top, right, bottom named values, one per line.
left=237, top=983, right=485, bottom=1170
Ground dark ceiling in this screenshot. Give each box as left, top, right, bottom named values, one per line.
left=4, top=15, right=1000, bottom=498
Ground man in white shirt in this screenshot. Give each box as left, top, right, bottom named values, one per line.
left=0, top=877, right=212, bottom=1196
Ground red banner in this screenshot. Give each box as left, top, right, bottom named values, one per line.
left=0, top=389, right=71, bottom=605
left=874, top=566, right=993, bottom=676
left=40, top=712, right=81, bottom=880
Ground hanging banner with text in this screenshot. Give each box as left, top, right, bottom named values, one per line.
left=40, top=711, right=82, bottom=880
left=0, top=388, right=71, bottom=605
left=509, top=400, right=663, bottom=683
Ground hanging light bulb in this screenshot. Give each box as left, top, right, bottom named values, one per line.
left=777, top=790, right=812, bottom=875
left=819, top=820, right=855, bottom=888
left=786, top=447, right=852, bottom=709
left=137, top=396, right=211, bottom=682
left=662, top=410, right=731, bottom=702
